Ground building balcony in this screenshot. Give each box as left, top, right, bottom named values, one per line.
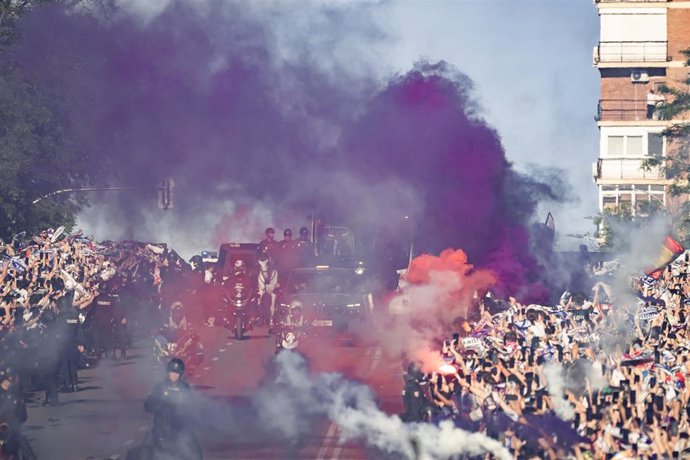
left=593, top=157, right=665, bottom=182
left=593, top=41, right=669, bottom=66
left=596, top=99, right=672, bottom=123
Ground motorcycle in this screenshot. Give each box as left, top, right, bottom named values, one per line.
left=274, top=325, right=304, bottom=353
left=222, top=274, right=255, bottom=340
left=153, top=330, right=203, bottom=375
left=273, top=302, right=305, bottom=353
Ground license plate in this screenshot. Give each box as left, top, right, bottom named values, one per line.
left=312, top=320, right=333, bottom=327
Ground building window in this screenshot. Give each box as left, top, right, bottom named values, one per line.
left=608, top=136, right=624, bottom=156
left=627, top=136, right=643, bottom=157
left=648, top=133, right=663, bottom=157
left=603, top=196, right=617, bottom=211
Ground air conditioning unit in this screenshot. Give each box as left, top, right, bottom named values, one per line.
left=631, top=70, right=649, bottom=83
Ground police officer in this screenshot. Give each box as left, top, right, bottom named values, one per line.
left=0, top=366, right=35, bottom=459
left=276, top=229, right=299, bottom=280
left=258, top=227, right=278, bottom=259
left=58, top=297, right=84, bottom=393
left=401, top=363, right=430, bottom=422
left=296, top=227, right=313, bottom=266
left=38, top=301, right=60, bottom=406
left=112, top=281, right=128, bottom=360
left=143, top=359, right=202, bottom=459
left=91, top=280, right=117, bottom=359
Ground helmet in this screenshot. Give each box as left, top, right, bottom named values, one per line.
left=167, top=358, right=185, bottom=375
left=190, top=255, right=202, bottom=265
left=299, top=227, right=309, bottom=237
left=283, top=229, right=293, bottom=238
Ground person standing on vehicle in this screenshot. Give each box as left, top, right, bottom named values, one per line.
left=276, top=229, right=299, bottom=281
left=296, top=227, right=313, bottom=267
left=144, top=359, right=202, bottom=460
left=0, top=367, right=35, bottom=459
left=258, top=227, right=279, bottom=259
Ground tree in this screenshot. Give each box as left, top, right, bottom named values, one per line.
left=640, top=48, right=690, bottom=245
left=0, top=0, right=95, bottom=241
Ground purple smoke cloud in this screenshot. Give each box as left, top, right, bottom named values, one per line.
left=5, top=1, right=568, bottom=300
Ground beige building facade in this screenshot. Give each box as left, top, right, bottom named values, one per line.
left=593, top=0, right=690, bottom=215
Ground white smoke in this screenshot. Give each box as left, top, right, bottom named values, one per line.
left=379, top=250, right=496, bottom=371
left=543, top=363, right=575, bottom=421
left=255, top=351, right=511, bottom=460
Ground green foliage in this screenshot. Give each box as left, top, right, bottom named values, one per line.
left=0, top=1, right=94, bottom=241
left=595, top=201, right=665, bottom=251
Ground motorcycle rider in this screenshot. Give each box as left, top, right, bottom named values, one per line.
left=143, top=359, right=202, bottom=460
left=276, top=300, right=304, bottom=351
left=0, top=366, right=35, bottom=459
left=155, top=302, right=191, bottom=360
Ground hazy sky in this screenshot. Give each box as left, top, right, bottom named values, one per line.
left=381, top=0, right=600, bottom=247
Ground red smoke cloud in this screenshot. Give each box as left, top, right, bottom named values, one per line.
left=380, top=249, right=496, bottom=371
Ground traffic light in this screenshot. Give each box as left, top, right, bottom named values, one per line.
left=157, top=178, right=174, bottom=210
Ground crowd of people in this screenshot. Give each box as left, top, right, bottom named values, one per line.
left=7, top=222, right=690, bottom=459
left=402, top=251, right=690, bottom=459
left=0, top=228, right=194, bottom=458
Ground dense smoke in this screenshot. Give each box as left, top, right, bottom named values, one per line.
left=5, top=0, right=566, bottom=295
left=253, top=350, right=512, bottom=460
left=384, top=249, right=495, bottom=369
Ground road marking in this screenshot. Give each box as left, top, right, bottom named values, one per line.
left=212, top=357, right=219, bottom=361
left=125, top=439, right=134, bottom=446
left=367, top=345, right=382, bottom=376
left=331, top=439, right=345, bottom=459
left=315, top=422, right=337, bottom=460
left=138, top=426, right=147, bottom=432
left=203, top=366, right=211, bottom=371
left=219, top=348, right=226, bottom=352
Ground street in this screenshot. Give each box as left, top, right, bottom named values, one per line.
left=26, top=325, right=403, bottom=460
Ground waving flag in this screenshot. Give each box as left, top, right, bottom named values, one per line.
left=646, top=236, right=684, bottom=279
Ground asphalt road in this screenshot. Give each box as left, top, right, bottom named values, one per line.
left=26, top=324, right=403, bottom=460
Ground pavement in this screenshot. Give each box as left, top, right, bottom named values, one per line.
left=26, top=324, right=403, bottom=460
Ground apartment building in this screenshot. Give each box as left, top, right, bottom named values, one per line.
left=592, top=0, right=690, bottom=215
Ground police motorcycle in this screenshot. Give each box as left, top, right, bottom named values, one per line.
left=221, top=260, right=256, bottom=340
left=274, top=300, right=305, bottom=353
left=153, top=303, right=203, bottom=375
